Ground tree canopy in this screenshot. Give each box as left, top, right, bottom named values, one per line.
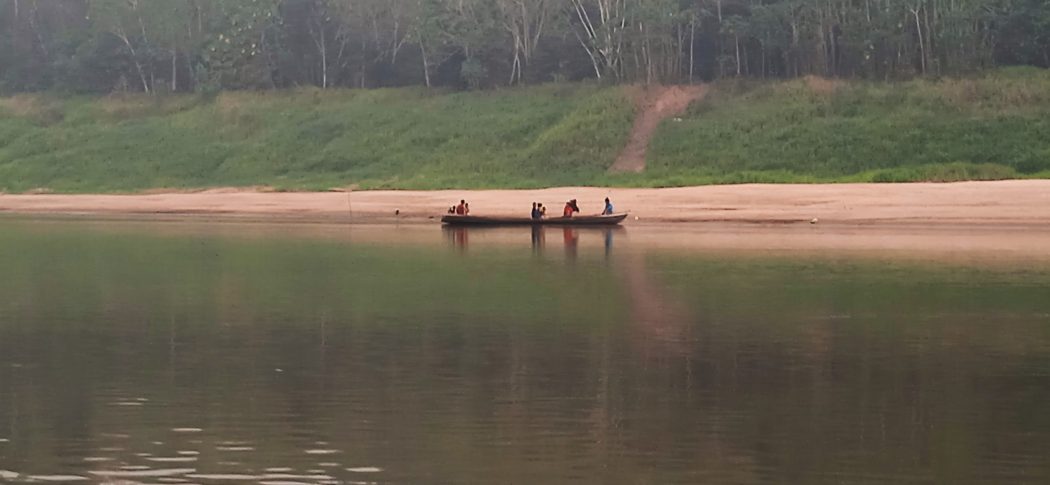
left=2, top=0, right=1048, bottom=94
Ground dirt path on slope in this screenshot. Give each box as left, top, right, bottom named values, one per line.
left=608, top=84, right=708, bottom=173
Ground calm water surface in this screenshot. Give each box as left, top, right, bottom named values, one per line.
left=0, top=219, right=1048, bottom=484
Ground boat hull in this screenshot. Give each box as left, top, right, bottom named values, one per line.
left=441, top=213, right=627, bottom=226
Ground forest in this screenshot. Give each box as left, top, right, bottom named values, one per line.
left=2, top=0, right=1049, bottom=94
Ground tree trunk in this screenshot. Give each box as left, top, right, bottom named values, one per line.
left=171, top=48, right=177, bottom=92
left=321, top=33, right=328, bottom=89
left=913, top=7, right=926, bottom=75
left=734, top=33, right=741, bottom=77
left=118, top=31, right=150, bottom=93
left=420, top=39, right=431, bottom=88
left=28, top=0, right=48, bottom=59
left=688, top=19, right=695, bottom=83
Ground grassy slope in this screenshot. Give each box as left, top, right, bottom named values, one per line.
left=1, top=68, right=1049, bottom=193
left=0, top=84, right=634, bottom=192
left=628, top=67, right=1050, bottom=186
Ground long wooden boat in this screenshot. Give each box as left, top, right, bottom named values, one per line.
left=441, top=213, right=628, bottom=226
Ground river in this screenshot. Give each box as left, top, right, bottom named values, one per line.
left=0, top=218, right=1048, bottom=484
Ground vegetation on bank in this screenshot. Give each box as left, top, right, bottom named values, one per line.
left=1, top=69, right=1050, bottom=193
left=0, top=84, right=634, bottom=192
left=624, top=68, right=1050, bottom=186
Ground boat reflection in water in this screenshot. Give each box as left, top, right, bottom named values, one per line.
left=444, top=225, right=624, bottom=258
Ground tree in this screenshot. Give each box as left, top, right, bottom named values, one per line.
left=198, top=0, right=281, bottom=90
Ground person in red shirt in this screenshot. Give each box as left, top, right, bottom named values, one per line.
left=563, top=199, right=580, bottom=217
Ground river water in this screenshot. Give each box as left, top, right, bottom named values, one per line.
left=0, top=219, right=1048, bottom=484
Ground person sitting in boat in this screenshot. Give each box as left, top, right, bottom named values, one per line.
left=455, top=200, right=468, bottom=215
left=448, top=205, right=456, bottom=214
left=538, top=203, right=547, bottom=217
left=563, top=199, right=580, bottom=218
left=531, top=202, right=541, bottom=220
left=602, top=197, right=614, bottom=215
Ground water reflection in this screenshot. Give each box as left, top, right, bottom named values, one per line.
left=446, top=226, right=470, bottom=252
left=530, top=225, right=544, bottom=252
left=444, top=225, right=624, bottom=260
left=1, top=220, right=1049, bottom=484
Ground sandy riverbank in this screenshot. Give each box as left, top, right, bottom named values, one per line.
left=1, top=181, right=1048, bottom=227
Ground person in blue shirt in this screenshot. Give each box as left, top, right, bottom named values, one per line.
left=602, top=197, right=614, bottom=215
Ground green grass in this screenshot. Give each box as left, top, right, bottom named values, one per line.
left=628, top=67, right=1050, bottom=186
left=1, top=68, right=1050, bottom=193
left=0, top=84, right=634, bottom=192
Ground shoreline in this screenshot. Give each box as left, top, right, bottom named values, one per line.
left=1, top=180, right=1049, bottom=227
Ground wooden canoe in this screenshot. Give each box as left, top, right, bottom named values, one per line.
left=441, top=213, right=628, bottom=226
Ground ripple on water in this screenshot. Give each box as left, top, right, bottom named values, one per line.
left=148, top=457, right=199, bottom=463
left=346, top=467, right=383, bottom=473
left=304, top=449, right=340, bottom=455
left=264, top=468, right=294, bottom=473
left=186, top=473, right=260, bottom=480
left=260, top=474, right=334, bottom=481
left=89, top=468, right=196, bottom=478
left=215, top=446, right=255, bottom=452
left=0, top=471, right=19, bottom=480
left=83, top=457, right=115, bottom=462
left=27, top=475, right=89, bottom=482
left=177, top=451, right=200, bottom=456
left=172, top=428, right=203, bottom=433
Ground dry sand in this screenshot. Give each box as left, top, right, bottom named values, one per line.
left=1, top=181, right=1048, bottom=227
left=4, top=181, right=1050, bottom=259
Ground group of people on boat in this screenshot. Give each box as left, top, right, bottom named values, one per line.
left=448, top=200, right=470, bottom=215
left=448, top=197, right=615, bottom=219
left=530, top=202, right=548, bottom=219
left=530, top=197, right=613, bottom=219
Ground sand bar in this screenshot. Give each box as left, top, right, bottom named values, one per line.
left=1, top=181, right=1048, bottom=227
